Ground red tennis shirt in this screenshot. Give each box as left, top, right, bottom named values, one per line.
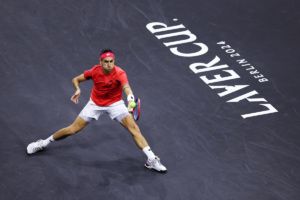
left=83, top=65, right=128, bottom=106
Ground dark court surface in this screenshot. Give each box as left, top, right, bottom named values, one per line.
left=1, top=0, right=299, bottom=199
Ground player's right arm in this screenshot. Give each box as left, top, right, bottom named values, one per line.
left=71, top=74, right=87, bottom=104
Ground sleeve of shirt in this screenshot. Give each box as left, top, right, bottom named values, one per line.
left=119, top=70, right=129, bottom=86
left=83, top=66, right=95, bottom=79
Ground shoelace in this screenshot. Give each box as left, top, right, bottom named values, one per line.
left=149, top=157, right=161, bottom=166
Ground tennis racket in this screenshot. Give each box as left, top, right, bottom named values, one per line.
left=132, top=98, right=141, bottom=121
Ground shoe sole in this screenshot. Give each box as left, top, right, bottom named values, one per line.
left=26, top=149, right=42, bottom=155
left=144, top=164, right=167, bottom=173
left=26, top=145, right=45, bottom=155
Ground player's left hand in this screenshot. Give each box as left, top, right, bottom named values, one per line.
left=71, top=89, right=81, bottom=104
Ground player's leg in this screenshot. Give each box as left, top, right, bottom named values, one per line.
left=26, top=116, right=89, bottom=154
left=52, top=116, right=88, bottom=140
left=120, top=115, right=167, bottom=172
left=26, top=99, right=98, bottom=155
left=120, top=115, right=148, bottom=149
left=108, top=101, right=167, bottom=172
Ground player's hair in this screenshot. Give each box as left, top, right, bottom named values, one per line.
left=100, top=49, right=114, bottom=55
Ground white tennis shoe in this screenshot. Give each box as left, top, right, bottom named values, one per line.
left=145, top=156, right=167, bottom=173
left=27, top=139, right=46, bottom=154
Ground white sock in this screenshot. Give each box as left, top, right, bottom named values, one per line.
left=142, top=146, right=156, bottom=160
left=43, top=135, right=54, bottom=146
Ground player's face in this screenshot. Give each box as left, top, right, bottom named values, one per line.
left=101, top=56, right=115, bottom=73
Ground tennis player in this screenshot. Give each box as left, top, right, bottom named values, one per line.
left=27, top=49, right=167, bottom=173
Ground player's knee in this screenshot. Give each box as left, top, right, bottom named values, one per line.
left=68, top=124, right=83, bottom=135
left=129, top=124, right=142, bottom=137
left=128, top=121, right=139, bottom=131
left=122, top=116, right=141, bottom=133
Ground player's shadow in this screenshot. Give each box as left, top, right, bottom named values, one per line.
left=76, top=157, right=167, bottom=198
left=25, top=141, right=165, bottom=186
left=25, top=146, right=166, bottom=196
left=78, top=157, right=162, bottom=185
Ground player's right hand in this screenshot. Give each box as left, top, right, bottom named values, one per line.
left=71, top=89, right=81, bottom=104
left=127, top=100, right=135, bottom=112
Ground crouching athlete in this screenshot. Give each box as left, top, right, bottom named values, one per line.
left=26, top=49, right=167, bottom=173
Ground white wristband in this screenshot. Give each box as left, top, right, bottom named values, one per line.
left=127, top=94, right=135, bottom=102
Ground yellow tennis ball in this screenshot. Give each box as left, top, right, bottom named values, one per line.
left=129, top=101, right=136, bottom=108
